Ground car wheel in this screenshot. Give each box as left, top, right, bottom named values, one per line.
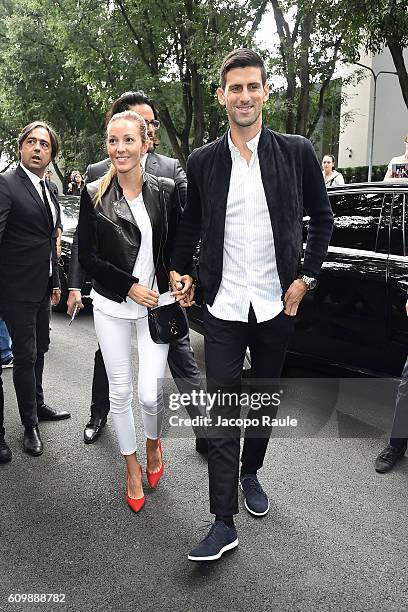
left=52, top=265, right=69, bottom=313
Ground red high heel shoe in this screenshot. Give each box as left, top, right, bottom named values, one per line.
left=146, top=440, right=164, bottom=488
left=125, top=465, right=145, bottom=513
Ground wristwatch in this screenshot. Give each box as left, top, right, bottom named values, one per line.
left=298, top=275, right=317, bottom=291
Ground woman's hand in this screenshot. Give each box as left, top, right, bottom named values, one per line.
left=128, top=283, right=159, bottom=307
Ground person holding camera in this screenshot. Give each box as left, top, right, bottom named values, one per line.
left=78, top=110, right=184, bottom=512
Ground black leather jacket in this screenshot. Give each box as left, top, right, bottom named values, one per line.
left=78, top=173, right=177, bottom=303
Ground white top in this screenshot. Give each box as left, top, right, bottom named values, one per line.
left=207, top=130, right=283, bottom=323
left=20, top=163, right=57, bottom=277
left=91, top=193, right=157, bottom=319
left=324, top=171, right=345, bottom=187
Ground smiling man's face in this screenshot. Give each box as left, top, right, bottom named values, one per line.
left=217, top=66, right=269, bottom=131
left=19, top=127, right=52, bottom=177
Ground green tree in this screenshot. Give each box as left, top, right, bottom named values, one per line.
left=350, top=0, right=408, bottom=109
left=263, top=0, right=359, bottom=138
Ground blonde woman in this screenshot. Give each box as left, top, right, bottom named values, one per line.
left=78, top=111, right=179, bottom=512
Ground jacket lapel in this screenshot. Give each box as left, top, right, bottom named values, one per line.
left=16, top=165, right=52, bottom=230
left=209, top=132, right=232, bottom=251
left=145, top=153, right=158, bottom=175
left=142, top=177, right=162, bottom=270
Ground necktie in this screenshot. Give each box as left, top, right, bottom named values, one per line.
left=39, top=179, right=55, bottom=230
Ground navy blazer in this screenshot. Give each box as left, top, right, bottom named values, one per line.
left=0, top=164, right=60, bottom=303
left=171, top=126, right=334, bottom=305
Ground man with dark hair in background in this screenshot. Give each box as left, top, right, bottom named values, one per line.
left=171, top=48, right=333, bottom=561
left=0, top=121, right=70, bottom=459
left=66, top=91, right=206, bottom=451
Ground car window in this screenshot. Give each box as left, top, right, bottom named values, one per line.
left=390, top=192, right=408, bottom=256
left=328, top=192, right=390, bottom=253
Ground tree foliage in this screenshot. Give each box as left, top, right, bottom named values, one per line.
left=262, top=0, right=360, bottom=138
left=349, top=0, right=408, bottom=109
left=0, top=0, right=406, bottom=179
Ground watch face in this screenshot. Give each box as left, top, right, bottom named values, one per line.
left=309, top=278, right=317, bottom=290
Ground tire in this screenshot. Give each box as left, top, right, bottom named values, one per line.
left=52, top=265, right=69, bottom=313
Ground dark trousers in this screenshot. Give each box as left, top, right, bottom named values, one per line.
left=389, top=356, right=408, bottom=450
left=1, top=293, right=50, bottom=427
left=0, top=365, right=4, bottom=437
left=90, top=310, right=205, bottom=436
left=204, top=305, right=294, bottom=516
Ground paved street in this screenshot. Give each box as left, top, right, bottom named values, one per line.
left=0, top=310, right=407, bottom=612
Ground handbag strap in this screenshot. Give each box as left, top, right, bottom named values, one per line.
left=150, top=177, right=168, bottom=291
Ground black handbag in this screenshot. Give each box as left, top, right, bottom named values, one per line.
left=147, top=178, right=188, bottom=344
left=148, top=300, right=188, bottom=344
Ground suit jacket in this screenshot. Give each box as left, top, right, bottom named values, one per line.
left=69, top=151, right=187, bottom=289
left=171, top=126, right=334, bottom=306
left=0, top=165, right=60, bottom=303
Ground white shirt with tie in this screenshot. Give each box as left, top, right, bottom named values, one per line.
left=20, top=163, right=57, bottom=277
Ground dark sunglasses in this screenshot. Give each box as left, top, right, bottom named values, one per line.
left=145, top=119, right=160, bottom=129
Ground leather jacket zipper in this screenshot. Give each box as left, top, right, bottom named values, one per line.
left=98, top=212, right=122, bottom=232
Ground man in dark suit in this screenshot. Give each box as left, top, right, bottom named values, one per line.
left=66, top=91, right=205, bottom=450
left=171, top=49, right=334, bottom=561
left=0, top=121, right=70, bottom=459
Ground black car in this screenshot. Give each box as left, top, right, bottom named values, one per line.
left=53, top=194, right=91, bottom=312
left=56, top=183, right=408, bottom=377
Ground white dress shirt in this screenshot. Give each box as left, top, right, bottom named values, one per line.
left=207, top=130, right=283, bottom=323
left=20, top=163, right=57, bottom=277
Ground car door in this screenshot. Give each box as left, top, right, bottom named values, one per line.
left=386, top=187, right=408, bottom=376
left=290, top=188, right=392, bottom=374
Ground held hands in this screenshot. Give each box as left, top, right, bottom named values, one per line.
left=283, top=279, right=308, bottom=316
left=128, top=283, right=159, bottom=308
left=67, top=290, right=84, bottom=316
left=169, top=270, right=196, bottom=307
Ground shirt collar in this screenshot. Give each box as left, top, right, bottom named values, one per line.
left=141, top=153, right=148, bottom=170
left=228, top=129, right=261, bottom=160
left=20, top=163, right=45, bottom=187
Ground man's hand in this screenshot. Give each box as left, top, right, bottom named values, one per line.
left=56, top=228, right=63, bottom=259
left=67, top=290, right=84, bottom=316
left=284, top=279, right=308, bottom=316
left=128, top=283, right=159, bottom=307
left=51, top=288, right=61, bottom=306
left=169, top=270, right=195, bottom=306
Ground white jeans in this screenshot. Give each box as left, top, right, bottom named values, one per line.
left=93, top=308, right=169, bottom=455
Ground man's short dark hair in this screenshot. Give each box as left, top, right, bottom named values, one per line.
left=18, top=121, right=59, bottom=161
left=219, top=48, right=267, bottom=89
left=105, top=91, right=158, bottom=127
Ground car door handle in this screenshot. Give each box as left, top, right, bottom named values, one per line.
left=397, top=280, right=408, bottom=292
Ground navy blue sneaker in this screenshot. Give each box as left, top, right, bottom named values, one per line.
left=240, top=474, right=269, bottom=516
left=188, top=521, right=238, bottom=562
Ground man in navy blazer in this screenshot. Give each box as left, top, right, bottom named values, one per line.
left=171, top=49, right=334, bottom=561
left=0, top=121, right=70, bottom=460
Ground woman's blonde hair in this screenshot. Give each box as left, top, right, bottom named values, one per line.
left=95, top=110, right=148, bottom=205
